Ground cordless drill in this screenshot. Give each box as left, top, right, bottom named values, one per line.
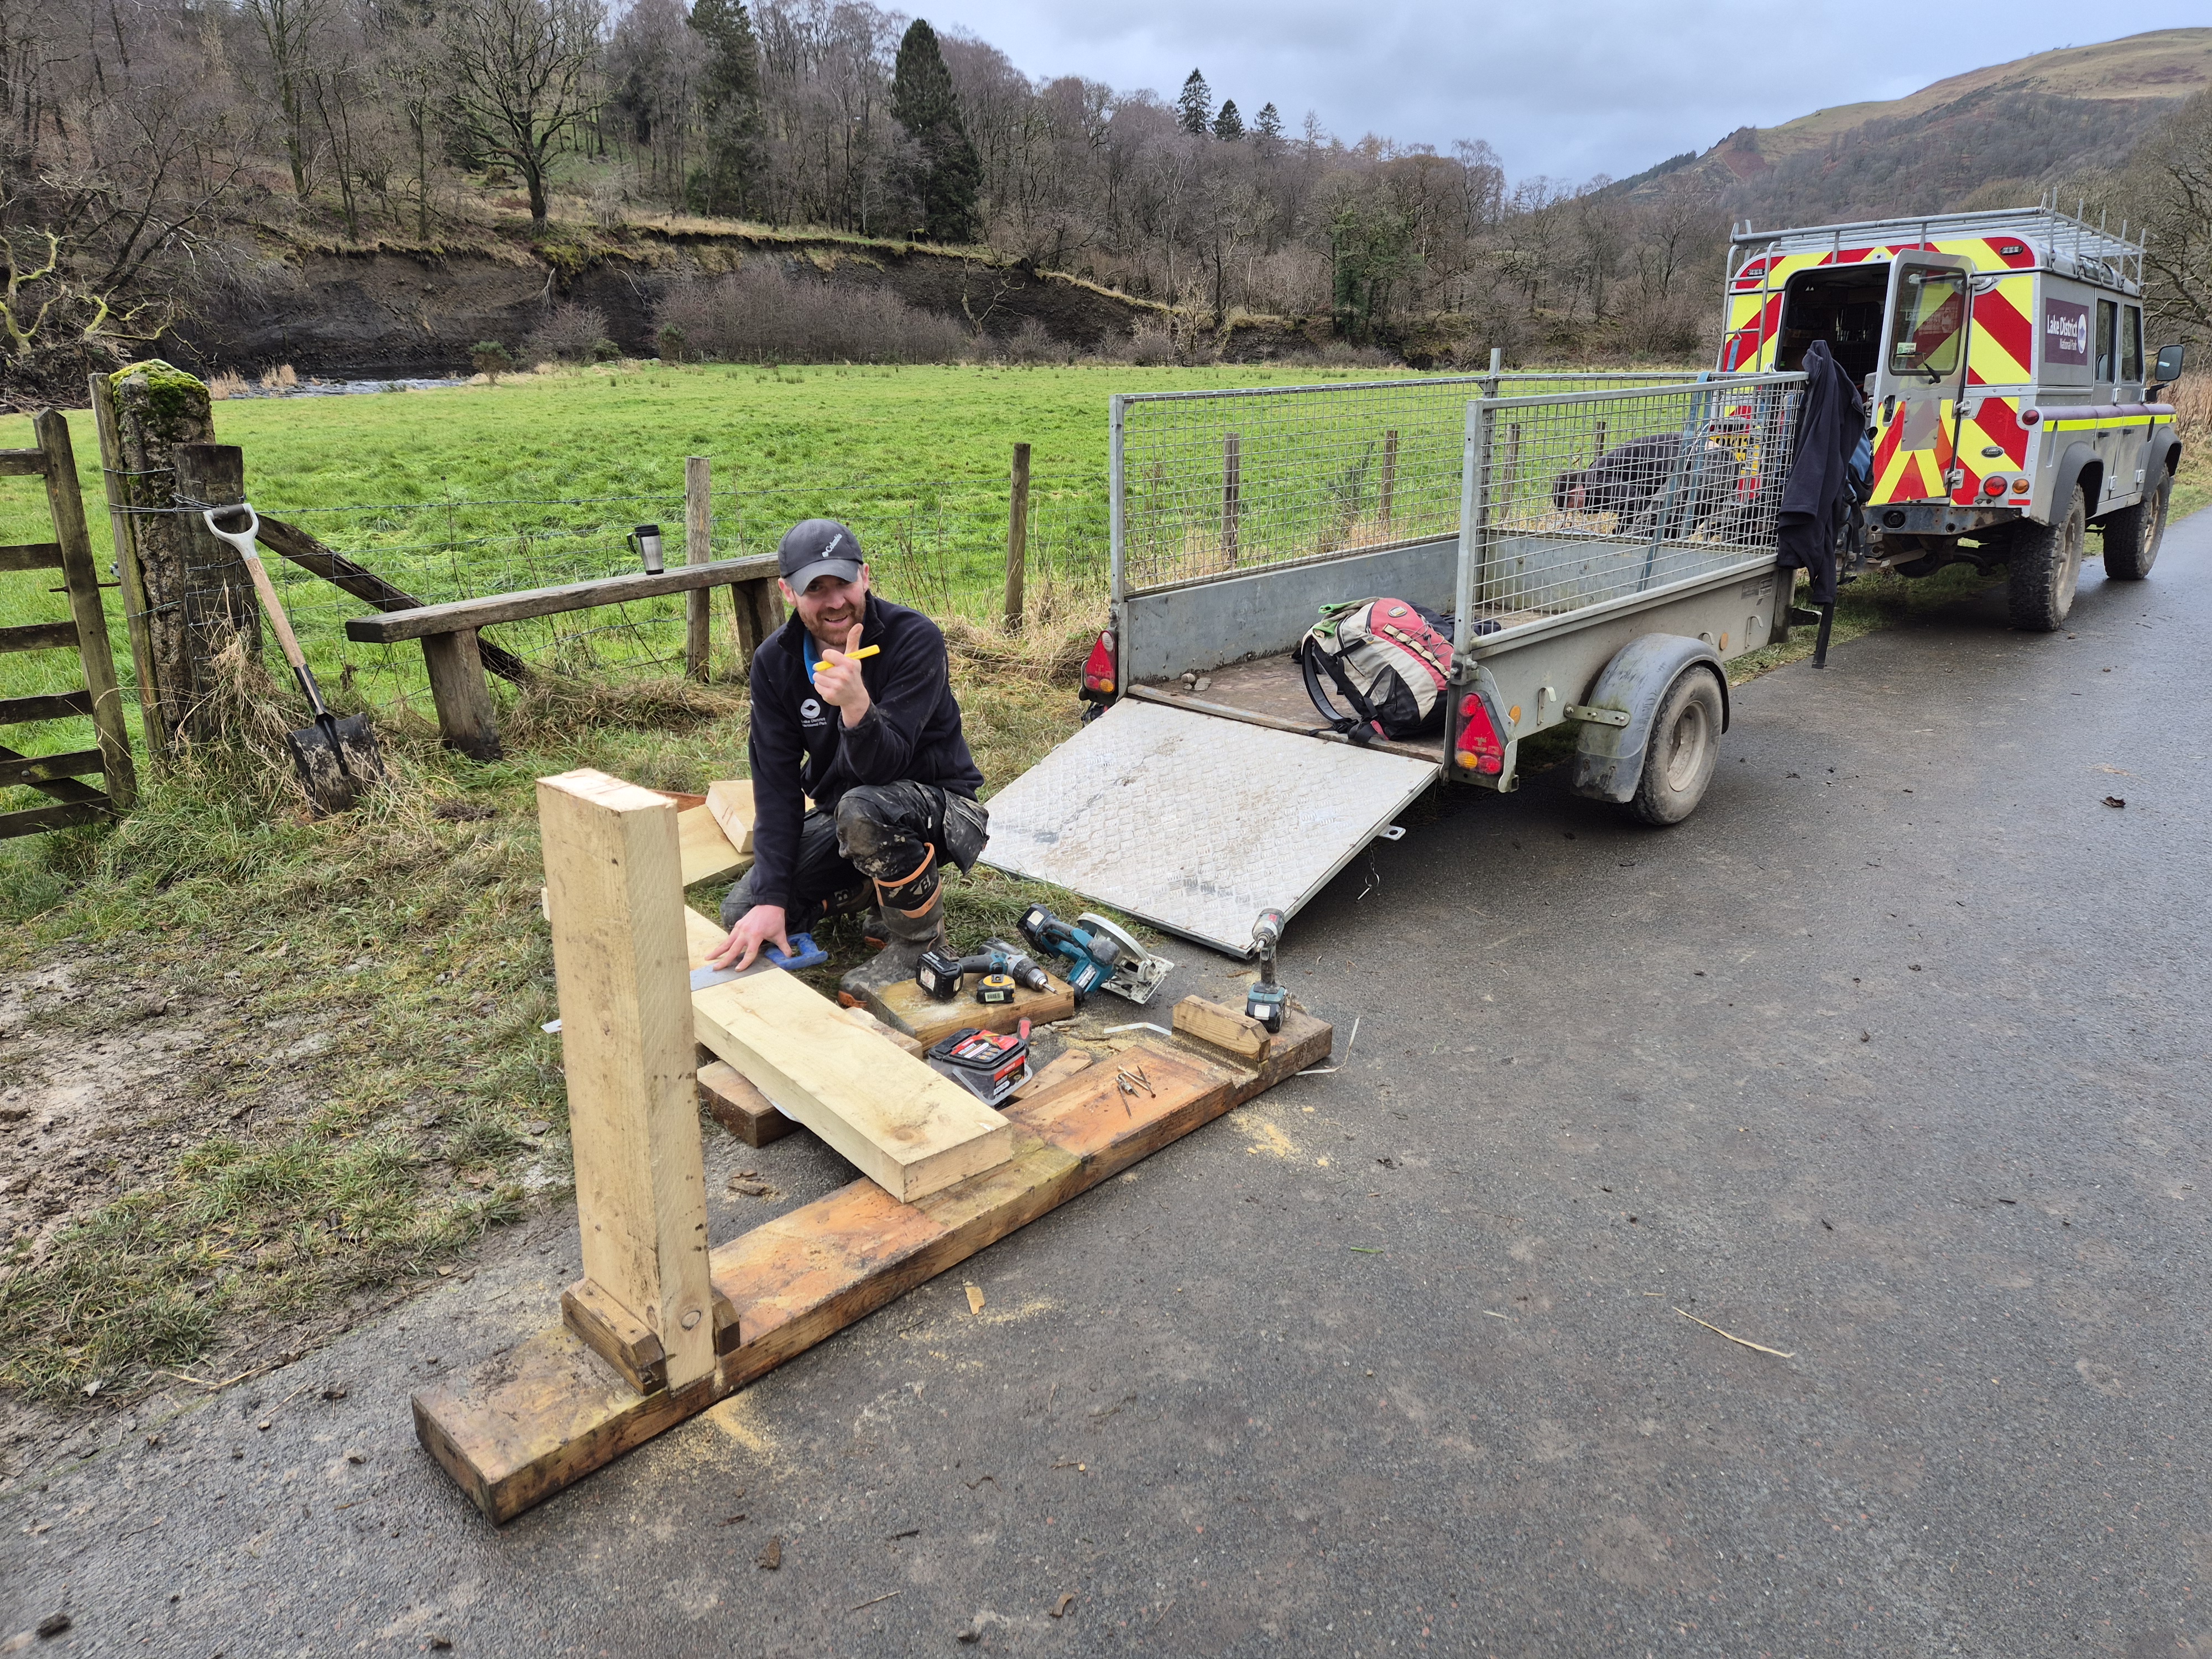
left=915, top=940, right=1052, bottom=1003
left=1244, top=909, right=1287, bottom=1033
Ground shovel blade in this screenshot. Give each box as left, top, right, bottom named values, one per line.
left=286, top=713, right=385, bottom=815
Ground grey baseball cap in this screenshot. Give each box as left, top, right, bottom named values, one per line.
left=777, top=519, right=864, bottom=592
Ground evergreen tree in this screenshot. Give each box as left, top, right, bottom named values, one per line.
left=1212, top=99, right=1243, bottom=142
left=687, top=0, right=764, bottom=217
left=1177, top=69, right=1212, bottom=136
left=893, top=19, right=982, bottom=242
left=1253, top=102, right=1283, bottom=141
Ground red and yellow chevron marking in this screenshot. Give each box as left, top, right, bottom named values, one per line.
left=1724, top=237, right=2045, bottom=374
left=1966, top=276, right=2034, bottom=387
left=1947, top=395, right=2029, bottom=505
left=1869, top=398, right=1959, bottom=505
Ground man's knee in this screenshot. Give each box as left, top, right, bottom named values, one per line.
left=834, top=786, right=904, bottom=862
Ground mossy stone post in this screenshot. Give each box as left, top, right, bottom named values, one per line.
left=95, top=362, right=259, bottom=740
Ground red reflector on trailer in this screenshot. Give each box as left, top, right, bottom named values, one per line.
left=1081, top=630, right=1117, bottom=698
left=1455, top=693, right=1504, bottom=775
left=2021, top=409, right=2042, bottom=426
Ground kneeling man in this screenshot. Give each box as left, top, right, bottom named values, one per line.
left=709, top=519, right=987, bottom=993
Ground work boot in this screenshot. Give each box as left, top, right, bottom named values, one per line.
left=841, top=850, right=948, bottom=1001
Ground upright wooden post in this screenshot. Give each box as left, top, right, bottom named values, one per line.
left=88, top=374, right=164, bottom=760
left=1002, top=441, right=1030, bottom=632
left=35, top=410, right=135, bottom=809
left=1379, top=427, right=1399, bottom=529
left=101, top=363, right=222, bottom=742
left=1221, top=430, right=1241, bottom=562
left=173, top=444, right=262, bottom=724
left=684, top=457, right=711, bottom=681
left=421, top=629, right=502, bottom=761
left=539, top=769, right=720, bottom=1396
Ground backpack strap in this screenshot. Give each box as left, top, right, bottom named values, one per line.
left=1300, top=626, right=1383, bottom=738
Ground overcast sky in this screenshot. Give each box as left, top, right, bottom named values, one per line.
left=931, top=5, right=2208, bottom=183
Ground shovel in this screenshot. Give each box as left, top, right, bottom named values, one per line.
left=202, top=504, right=386, bottom=813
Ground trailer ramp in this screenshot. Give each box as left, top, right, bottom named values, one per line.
left=979, top=698, right=1440, bottom=955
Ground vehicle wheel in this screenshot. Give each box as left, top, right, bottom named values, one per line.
left=2007, top=485, right=2087, bottom=630
left=1627, top=669, right=1723, bottom=826
left=2101, top=467, right=2172, bottom=581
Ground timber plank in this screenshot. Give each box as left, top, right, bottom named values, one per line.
left=692, top=969, right=1013, bottom=1202
left=705, top=780, right=754, bottom=853
left=412, top=1009, right=1330, bottom=1524
left=0, top=542, right=62, bottom=572
left=678, top=804, right=748, bottom=889
left=0, top=622, right=80, bottom=654
left=0, top=800, right=111, bottom=837
left=0, top=748, right=103, bottom=789
left=0, top=690, right=93, bottom=727
left=1173, top=994, right=1270, bottom=1061
left=0, top=448, right=45, bottom=476
left=346, top=553, right=780, bottom=643
left=697, top=1061, right=794, bottom=1147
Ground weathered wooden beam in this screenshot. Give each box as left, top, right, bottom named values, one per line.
left=0, top=622, right=80, bottom=654
left=345, top=554, right=779, bottom=644
left=413, top=1005, right=1332, bottom=1524
left=0, top=690, right=94, bottom=727
left=0, top=800, right=110, bottom=837
left=0, top=447, right=47, bottom=476
left=691, top=968, right=1013, bottom=1202
left=0, top=542, right=62, bottom=572
left=45, top=409, right=136, bottom=806
left=539, top=769, right=719, bottom=1396
left=253, top=514, right=533, bottom=686
left=0, top=748, right=104, bottom=789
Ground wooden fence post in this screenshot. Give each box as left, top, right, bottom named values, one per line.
left=173, top=444, right=262, bottom=735
left=35, top=410, right=135, bottom=810
left=100, top=364, right=227, bottom=744
left=1380, top=428, right=1399, bottom=529
left=539, top=768, right=723, bottom=1396
left=684, top=456, right=711, bottom=681
left=1222, top=431, right=1241, bottom=562
left=1002, top=441, right=1030, bottom=632
left=88, top=374, right=164, bottom=760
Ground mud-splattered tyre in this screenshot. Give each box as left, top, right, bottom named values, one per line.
left=2008, top=486, right=2086, bottom=630
left=1627, top=669, right=1723, bottom=826
left=2101, top=468, right=2172, bottom=581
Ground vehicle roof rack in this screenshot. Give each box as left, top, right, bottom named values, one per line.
left=1729, top=192, right=2145, bottom=293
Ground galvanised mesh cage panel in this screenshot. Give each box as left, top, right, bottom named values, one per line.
left=1113, top=373, right=1706, bottom=597
left=1462, top=373, right=1806, bottom=627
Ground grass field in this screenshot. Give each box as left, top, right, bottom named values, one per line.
left=0, top=358, right=2205, bottom=1420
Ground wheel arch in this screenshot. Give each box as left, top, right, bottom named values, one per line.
left=2048, top=440, right=2101, bottom=525
left=1569, top=634, right=1730, bottom=805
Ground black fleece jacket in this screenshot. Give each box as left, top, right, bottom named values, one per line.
left=745, top=593, right=983, bottom=913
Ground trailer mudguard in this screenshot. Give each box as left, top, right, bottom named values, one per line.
left=1570, top=634, right=1731, bottom=805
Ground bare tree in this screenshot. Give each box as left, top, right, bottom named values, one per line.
left=444, top=0, right=604, bottom=229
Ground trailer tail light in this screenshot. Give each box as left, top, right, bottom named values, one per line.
left=1454, top=692, right=1504, bottom=775
left=1983, top=476, right=2006, bottom=497
left=1080, top=630, right=1116, bottom=702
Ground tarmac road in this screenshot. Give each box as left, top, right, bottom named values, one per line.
left=6, top=513, right=2210, bottom=1657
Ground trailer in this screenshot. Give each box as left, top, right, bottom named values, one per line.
left=981, top=370, right=1808, bottom=953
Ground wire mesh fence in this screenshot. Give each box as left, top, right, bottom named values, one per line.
left=237, top=478, right=1110, bottom=717
left=1462, top=373, right=1805, bottom=627
left=1113, top=372, right=1707, bottom=596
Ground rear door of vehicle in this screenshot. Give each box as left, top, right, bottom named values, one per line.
left=1870, top=252, right=1975, bottom=505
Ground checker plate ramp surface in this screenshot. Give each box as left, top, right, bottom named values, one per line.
left=979, top=699, right=1442, bottom=954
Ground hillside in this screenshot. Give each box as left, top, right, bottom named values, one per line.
left=1641, top=28, right=2209, bottom=228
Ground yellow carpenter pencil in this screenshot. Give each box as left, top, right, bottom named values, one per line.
left=812, top=644, right=880, bottom=672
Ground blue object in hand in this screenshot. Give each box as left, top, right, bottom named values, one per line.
left=764, top=932, right=828, bottom=971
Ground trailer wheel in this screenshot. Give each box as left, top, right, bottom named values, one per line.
left=1627, top=669, right=1723, bottom=826
left=2007, top=486, right=2086, bottom=630
left=2101, top=468, right=2171, bottom=581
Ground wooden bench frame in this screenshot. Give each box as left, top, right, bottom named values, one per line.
left=343, top=554, right=784, bottom=760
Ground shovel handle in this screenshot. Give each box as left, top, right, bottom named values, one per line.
left=204, top=505, right=306, bottom=671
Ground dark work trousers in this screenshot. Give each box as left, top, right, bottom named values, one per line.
left=721, top=780, right=989, bottom=928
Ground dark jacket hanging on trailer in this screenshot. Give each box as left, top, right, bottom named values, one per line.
left=1775, top=339, right=1865, bottom=607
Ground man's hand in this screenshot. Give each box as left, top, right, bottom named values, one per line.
left=709, top=903, right=792, bottom=973
left=812, top=622, right=872, bottom=728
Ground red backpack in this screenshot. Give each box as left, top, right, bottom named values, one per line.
left=1297, top=598, right=1457, bottom=740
